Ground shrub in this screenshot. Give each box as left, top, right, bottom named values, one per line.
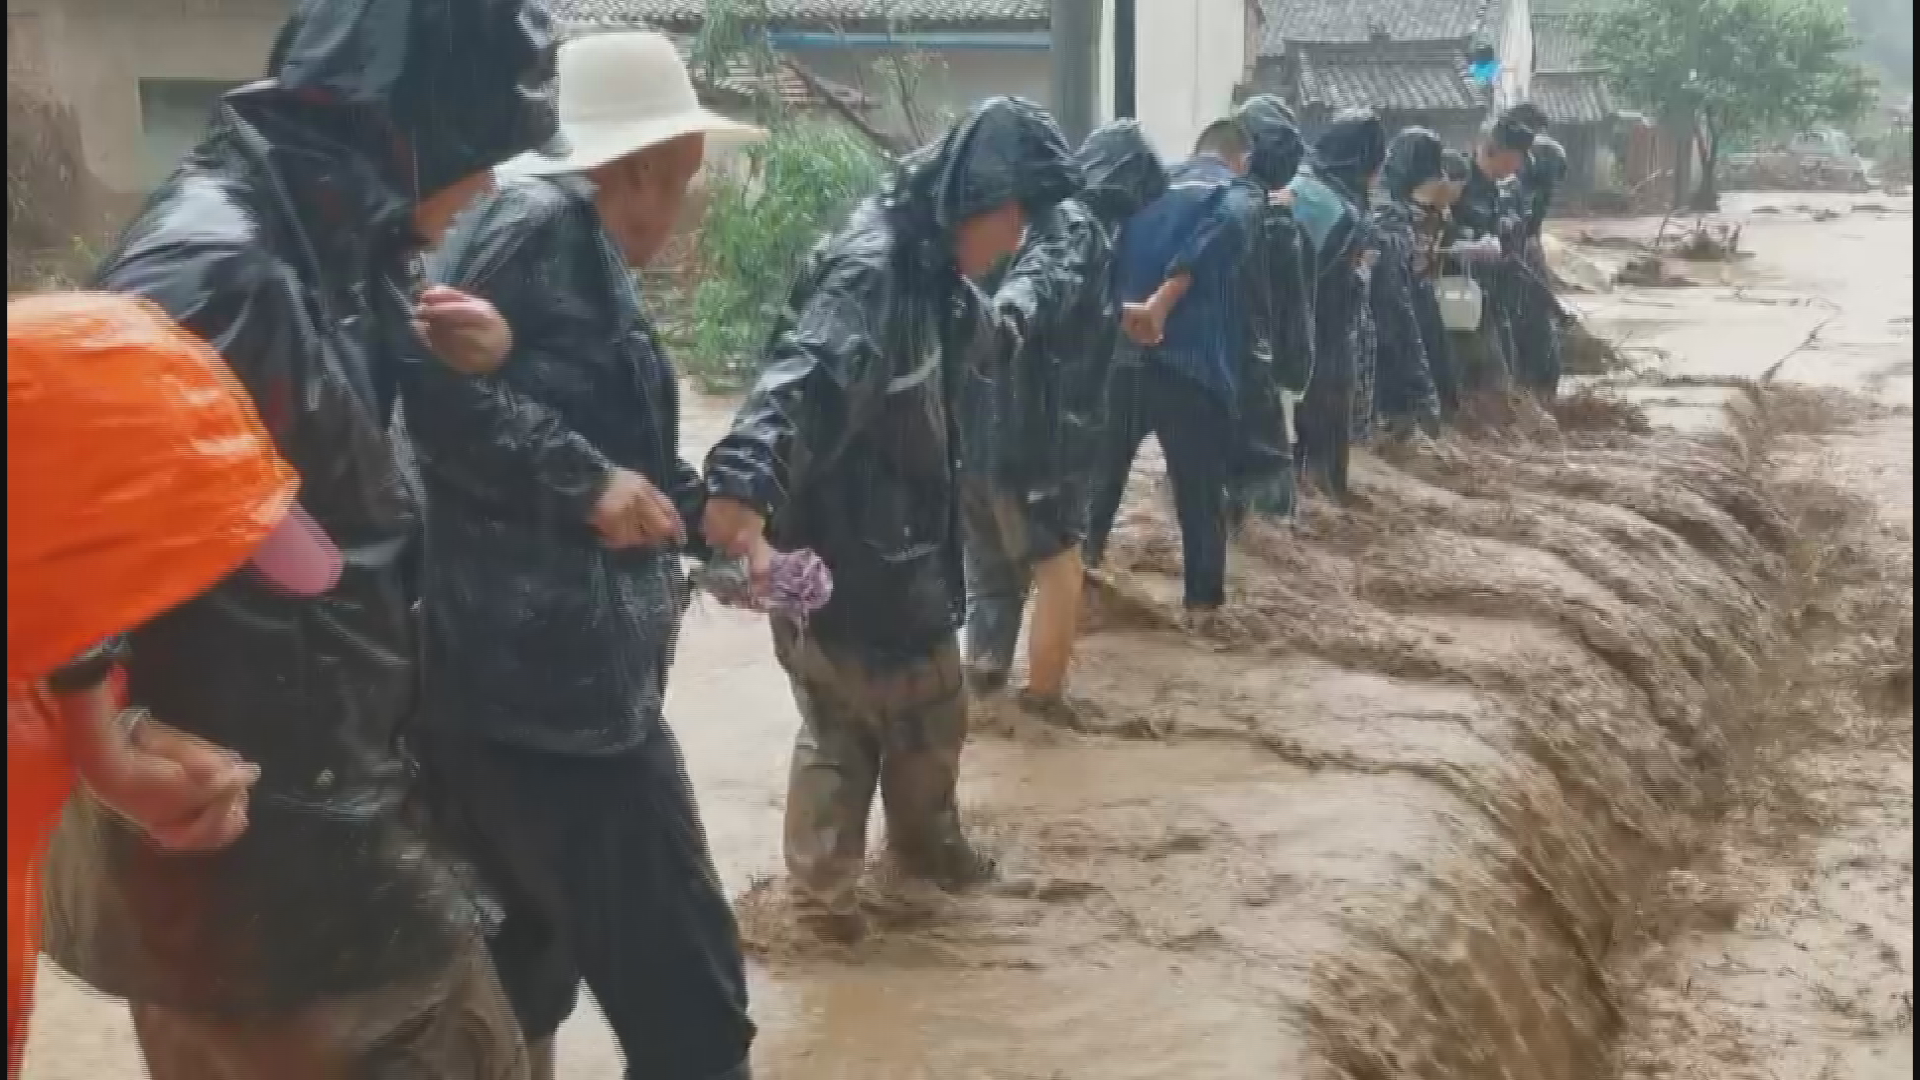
left=680, top=118, right=886, bottom=391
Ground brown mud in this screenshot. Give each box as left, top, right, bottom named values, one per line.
left=20, top=195, right=1912, bottom=1080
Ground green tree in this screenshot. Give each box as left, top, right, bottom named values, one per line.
left=1577, top=0, right=1876, bottom=208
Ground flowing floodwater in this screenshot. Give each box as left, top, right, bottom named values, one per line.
left=20, top=193, right=1912, bottom=1080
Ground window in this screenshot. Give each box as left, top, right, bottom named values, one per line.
left=138, top=78, right=241, bottom=184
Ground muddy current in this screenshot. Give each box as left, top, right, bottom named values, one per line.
left=21, top=197, right=1913, bottom=1080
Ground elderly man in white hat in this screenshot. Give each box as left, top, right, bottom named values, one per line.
left=399, top=30, right=760, bottom=1080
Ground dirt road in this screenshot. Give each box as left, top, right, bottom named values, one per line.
left=19, top=193, right=1911, bottom=1080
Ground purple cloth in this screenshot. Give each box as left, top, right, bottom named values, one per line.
left=691, top=548, right=833, bottom=621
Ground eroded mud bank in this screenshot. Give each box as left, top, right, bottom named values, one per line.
left=734, top=385, right=1907, bottom=1080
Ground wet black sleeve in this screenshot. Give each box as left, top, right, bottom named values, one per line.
left=95, top=240, right=305, bottom=445
left=996, top=213, right=1104, bottom=493
left=1370, top=216, right=1437, bottom=412
left=703, top=255, right=894, bottom=520
left=404, top=192, right=613, bottom=530
left=1264, top=207, right=1316, bottom=395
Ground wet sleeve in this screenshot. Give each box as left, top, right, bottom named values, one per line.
left=647, top=346, right=712, bottom=560
left=994, top=221, right=1085, bottom=349
left=1163, top=184, right=1254, bottom=280
left=1268, top=213, right=1316, bottom=395
left=704, top=257, right=892, bottom=520
left=1370, top=226, right=1435, bottom=406
left=94, top=240, right=305, bottom=444
left=402, top=201, right=613, bottom=529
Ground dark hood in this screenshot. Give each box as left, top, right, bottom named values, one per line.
left=239, top=0, right=558, bottom=202
left=1527, top=134, right=1569, bottom=188
left=1234, top=94, right=1306, bottom=191
left=1074, top=118, right=1168, bottom=228
left=1311, top=109, right=1388, bottom=207
left=885, top=96, right=1082, bottom=259
left=1383, top=127, right=1447, bottom=200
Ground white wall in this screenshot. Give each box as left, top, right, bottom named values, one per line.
left=1492, top=0, right=1534, bottom=115
left=9, top=0, right=288, bottom=197
left=1095, top=0, right=1250, bottom=160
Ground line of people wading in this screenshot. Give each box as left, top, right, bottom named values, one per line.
left=8, top=3, right=1571, bottom=1077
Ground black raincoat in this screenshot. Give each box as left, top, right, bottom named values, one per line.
left=968, top=118, right=1166, bottom=536
left=42, top=0, right=557, bottom=1015
left=404, top=174, right=704, bottom=757
left=1371, top=129, right=1447, bottom=434
left=1290, top=111, right=1385, bottom=496
left=1446, top=160, right=1525, bottom=390
left=704, top=98, right=1079, bottom=662
left=1229, top=95, right=1313, bottom=510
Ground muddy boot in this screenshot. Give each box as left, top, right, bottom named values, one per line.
left=1016, top=687, right=1085, bottom=729
left=879, top=639, right=997, bottom=892
left=894, top=834, right=999, bottom=892
left=791, top=889, right=870, bottom=945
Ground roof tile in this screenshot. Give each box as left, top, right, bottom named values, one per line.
left=1530, top=13, right=1598, bottom=72
left=1297, top=51, right=1486, bottom=112
left=1262, top=0, right=1483, bottom=49
left=551, top=0, right=1048, bottom=30
left=1528, top=71, right=1614, bottom=124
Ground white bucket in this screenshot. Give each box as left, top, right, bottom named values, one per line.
left=1434, top=275, right=1484, bottom=332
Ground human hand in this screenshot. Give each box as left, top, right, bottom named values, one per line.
left=1268, top=188, right=1295, bottom=209
left=85, top=714, right=259, bottom=852
left=589, top=468, right=685, bottom=550
left=1120, top=302, right=1164, bottom=346
left=414, top=285, right=512, bottom=375
left=701, top=497, right=774, bottom=593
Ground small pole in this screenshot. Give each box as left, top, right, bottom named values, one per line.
left=1112, top=0, right=1136, bottom=120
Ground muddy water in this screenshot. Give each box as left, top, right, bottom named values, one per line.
left=20, top=196, right=1913, bottom=1080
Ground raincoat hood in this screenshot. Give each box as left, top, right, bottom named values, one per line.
left=1312, top=109, right=1388, bottom=205
left=885, top=96, right=1081, bottom=257
left=1074, top=118, right=1168, bottom=228
left=244, top=0, right=559, bottom=202
left=1383, top=127, right=1448, bottom=200
left=1527, top=134, right=1569, bottom=188
left=7, top=294, right=297, bottom=682
left=1234, top=94, right=1307, bottom=191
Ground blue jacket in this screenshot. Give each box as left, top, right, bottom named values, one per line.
left=1113, top=155, right=1261, bottom=408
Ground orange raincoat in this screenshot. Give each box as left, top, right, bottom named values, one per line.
left=6, top=293, right=294, bottom=1072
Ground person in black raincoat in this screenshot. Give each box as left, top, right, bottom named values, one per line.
left=1510, top=133, right=1570, bottom=401
left=700, top=98, right=1080, bottom=943
left=1446, top=106, right=1545, bottom=394
left=39, top=0, right=558, bottom=1076
left=1227, top=94, right=1314, bottom=523
left=961, top=117, right=1166, bottom=723
left=400, top=32, right=758, bottom=1080
left=1371, top=128, right=1456, bottom=439
left=1411, top=148, right=1474, bottom=419
left=1286, top=109, right=1388, bottom=502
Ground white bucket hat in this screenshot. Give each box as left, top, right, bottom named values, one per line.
left=502, top=30, right=763, bottom=176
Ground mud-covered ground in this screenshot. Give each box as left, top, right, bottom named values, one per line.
left=20, top=193, right=1912, bottom=1079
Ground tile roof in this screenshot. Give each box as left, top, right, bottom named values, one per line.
left=664, top=37, right=875, bottom=112
left=1530, top=13, right=1599, bottom=72
left=1261, top=0, right=1484, bottom=51
left=1296, top=49, right=1486, bottom=112
left=550, top=0, right=1048, bottom=30
left=1528, top=71, right=1614, bottom=124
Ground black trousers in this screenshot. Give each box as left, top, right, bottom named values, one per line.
left=1084, top=361, right=1230, bottom=609
left=419, top=726, right=755, bottom=1080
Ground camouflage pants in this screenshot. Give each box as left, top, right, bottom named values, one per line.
left=771, top=621, right=969, bottom=915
